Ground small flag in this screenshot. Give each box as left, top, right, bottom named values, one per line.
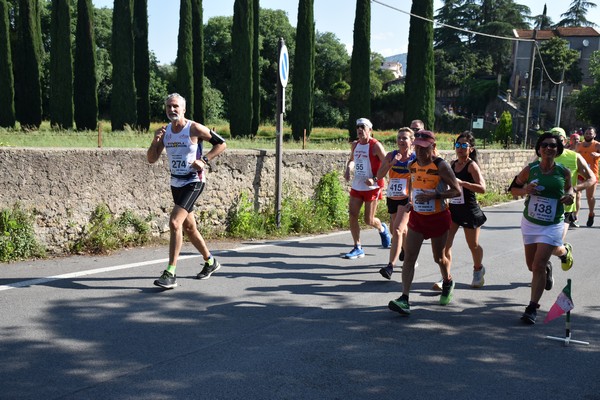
left=544, top=280, right=574, bottom=324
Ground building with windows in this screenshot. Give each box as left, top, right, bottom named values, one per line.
left=510, top=27, right=600, bottom=96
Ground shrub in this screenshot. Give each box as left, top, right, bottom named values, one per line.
left=71, top=204, right=150, bottom=254
left=226, top=192, right=267, bottom=238
left=313, top=170, right=348, bottom=228
left=0, top=204, right=45, bottom=262
left=226, top=171, right=350, bottom=239
left=494, top=111, right=513, bottom=147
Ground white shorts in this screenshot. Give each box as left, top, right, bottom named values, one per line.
left=521, top=217, right=563, bottom=247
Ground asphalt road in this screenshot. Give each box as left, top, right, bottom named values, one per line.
left=1, top=199, right=599, bottom=400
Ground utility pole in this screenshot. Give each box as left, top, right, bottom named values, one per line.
left=275, top=38, right=288, bottom=228
left=555, top=68, right=566, bottom=126
left=523, top=30, right=537, bottom=148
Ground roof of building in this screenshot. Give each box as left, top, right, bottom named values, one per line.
left=514, top=26, right=600, bottom=39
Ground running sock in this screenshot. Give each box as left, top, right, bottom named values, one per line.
left=528, top=301, right=540, bottom=309
left=205, top=256, right=214, bottom=266
left=559, top=246, right=568, bottom=262
left=166, top=264, right=176, bottom=274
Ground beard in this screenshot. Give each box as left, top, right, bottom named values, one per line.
left=585, top=137, right=593, bottom=142
left=168, top=114, right=180, bottom=122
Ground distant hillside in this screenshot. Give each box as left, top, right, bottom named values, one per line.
left=384, top=53, right=407, bottom=72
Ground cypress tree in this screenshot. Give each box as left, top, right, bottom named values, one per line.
left=230, top=0, right=253, bottom=137
left=403, top=0, right=435, bottom=129
left=176, top=0, right=194, bottom=120
left=0, top=0, right=15, bottom=128
left=74, top=0, right=98, bottom=131
left=191, top=0, right=204, bottom=123
left=133, top=0, right=150, bottom=131
left=111, top=0, right=137, bottom=131
left=15, top=0, right=42, bottom=129
left=49, top=0, right=73, bottom=130
left=347, top=0, right=370, bottom=140
left=291, top=0, right=315, bottom=141
left=250, top=0, right=259, bottom=135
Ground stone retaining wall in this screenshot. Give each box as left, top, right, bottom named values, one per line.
left=0, top=148, right=531, bottom=255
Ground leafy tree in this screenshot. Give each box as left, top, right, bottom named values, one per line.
left=474, top=0, right=529, bottom=77
left=203, top=9, right=295, bottom=124
left=291, top=0, right=315, bottom=140
left=0, top=0, right=15, bottom=128
left=313, top=88, right=345, bottom=128
left=74, top=0, right=98, bottom=130
left=94, top=6, right=114, bottom=119
left=588, top=50, right=600, bottom=79
left=315, top=32, right=349, bottom=97
left=191, top=0, right=205, bottom=123
left=573, top=50, right=600, bottom=126
left=348, top=0, right=371, bottom=139
left=538, top=37, right=580, bottom=97
left=133, top=0, right=150, bottom=131
left=369, top=52, right=395, bottom=97
left=404, top=0, right=435, bottom=129
left=462, top=78, right=498, bottom=115
left=434, top=0, right=476, bottom=55
left=49, top=0, right=73, bottom=130
left=533, top=4, right=553, bottom=29
left=314, top=31, right=349, bottom=126
left=176, top=0, right=194, bottom=119
left=148, top=60, right=169, bottom=119
left=494, top=110, right=513, bottom=146
left=203, top=16, right=233, bottom=110
left=230, top=0, right=253, bottom=137
left=111, top=0, right=137, bottom=131
left=557, top=0, right=597, bottom=27
left=574, top=82, right=600, bottom=127
left=15, top=0, right=43, bottom=128
left=203, top=76, right=225, bottom=122
left=256, top=9, right=295, bottom=123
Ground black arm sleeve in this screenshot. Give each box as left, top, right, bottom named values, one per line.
left=209, top=130, right=226, bottom=145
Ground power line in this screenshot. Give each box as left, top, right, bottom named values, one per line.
left=371, top=2, right=564, bottom=84
left=534, top=41, right=566, bottom=85
left=371, top=0, right=535, bottom=43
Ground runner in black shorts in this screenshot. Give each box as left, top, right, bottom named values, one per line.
left=376, top=127, right=416, bottom=280
left=147, top=93, right=227, bottom=289
left=443, top=131, right=487, bottom=289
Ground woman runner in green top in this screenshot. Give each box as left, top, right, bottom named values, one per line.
left=510, top=132, right=575, bottom=325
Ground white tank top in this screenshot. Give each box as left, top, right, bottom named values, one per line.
left=352, top=142, right=378, bottom=191
left=164, top=121, right=204, bottom=187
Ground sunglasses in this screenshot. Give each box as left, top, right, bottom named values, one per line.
left=455, top=142, right=470, bottom=149
left=356, top=124, right=368, bottom=129
left=410, top=127, right=421, bottom=132
left=414, top=132, right=432, bottom=139
left=540, top=142, right=558, bottom=148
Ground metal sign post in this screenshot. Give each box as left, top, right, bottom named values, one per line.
left=275, top=38, right=288, bottom=228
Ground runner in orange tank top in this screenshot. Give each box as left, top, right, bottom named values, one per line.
left=576, top=127, right=600, bottom=226
left=387, top=130, right=461, bottom=316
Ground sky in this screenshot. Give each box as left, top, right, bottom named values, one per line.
left=92, top=0, right=600, bottom=65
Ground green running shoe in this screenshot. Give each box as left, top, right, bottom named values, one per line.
left=439, top=280, right=455, bottom=305
left=388, top=296, right=410, bottom=315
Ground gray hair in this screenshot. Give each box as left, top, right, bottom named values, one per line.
left=165, top=93, right=186, bottom=108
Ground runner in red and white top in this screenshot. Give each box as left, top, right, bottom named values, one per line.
left=343, top=118, right=391, bottom=260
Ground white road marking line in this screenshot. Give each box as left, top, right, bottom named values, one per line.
left=0, top=231, right=348, bottom=292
